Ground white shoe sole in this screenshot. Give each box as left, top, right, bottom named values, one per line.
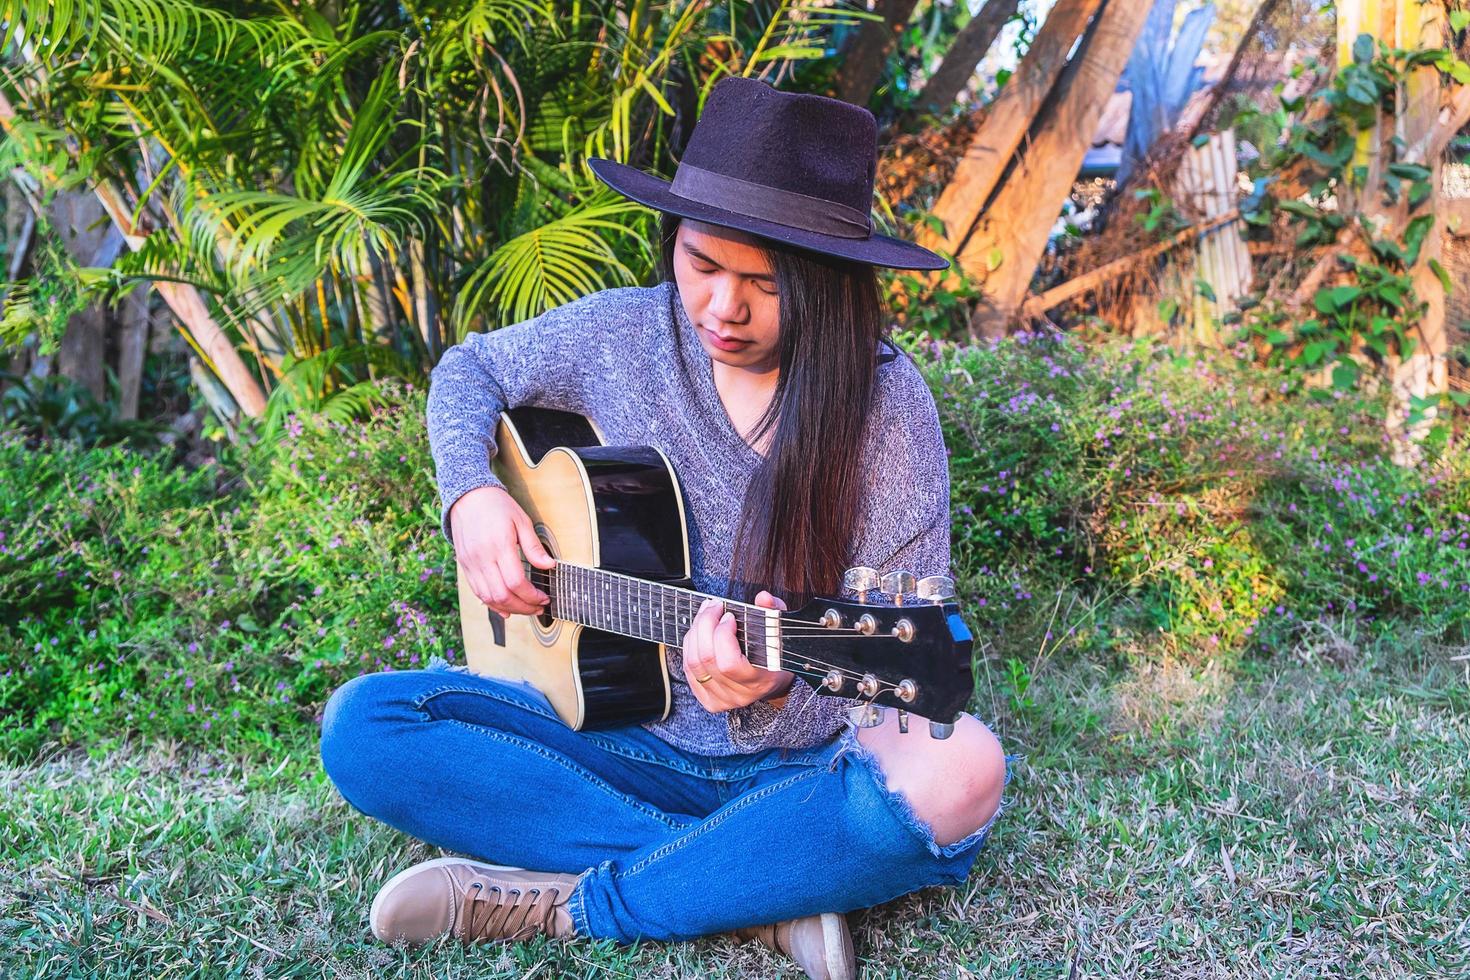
left=818, top=912, right=853, bottom=980
left=369, top=856, right=523, bottom=942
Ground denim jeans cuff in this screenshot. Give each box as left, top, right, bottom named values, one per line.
left=568, top=859, right=617, bottom=941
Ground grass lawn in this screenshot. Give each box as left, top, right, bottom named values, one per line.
left=4, top=627, right=1467, bottom=979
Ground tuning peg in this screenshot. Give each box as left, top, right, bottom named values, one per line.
left=843, top=566, right=880, bottom=601
left=848, top=703, right=886, bottom=728
left=928, top=720, right=955, bottom=739
left=917, top=574, right=955, bottom=604
left=880, top=570, right=916, bottom=605
left=897, top=710, right=910, bottom=734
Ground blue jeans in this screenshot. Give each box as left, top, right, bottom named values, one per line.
left=319, top=660, right=1006, bottom=944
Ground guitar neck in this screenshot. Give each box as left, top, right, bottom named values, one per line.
left=543, top=561, right=785, bottom=670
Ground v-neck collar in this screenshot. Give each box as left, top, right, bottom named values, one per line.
left=669, top=283, right=766, bottom=465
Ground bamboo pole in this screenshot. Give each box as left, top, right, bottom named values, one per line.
left=960, top=0, right=1157, bottom=334
left=916, top=0, right=1109, bottom=261
left=1020, top=209, right=1241, bottom=315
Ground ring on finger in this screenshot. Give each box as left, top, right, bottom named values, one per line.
left=695, top=673, right=714, bottom=684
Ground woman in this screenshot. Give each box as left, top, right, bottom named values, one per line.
left=320, top=76, right=1007, bottom=980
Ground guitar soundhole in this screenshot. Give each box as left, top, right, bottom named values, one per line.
left=534, top=523, right=559, bottom=632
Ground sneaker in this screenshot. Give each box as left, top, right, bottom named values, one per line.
left=369, top=857, right=582, bottom=946
left=734, top=911, right=856, bottom=980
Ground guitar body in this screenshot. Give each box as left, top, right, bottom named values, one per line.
left=456, top=407, right=688, bottom=730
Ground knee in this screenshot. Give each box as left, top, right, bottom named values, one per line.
left=939, top=717, right=1006, bottom=843
left=319, top=671, right=396, bottom=805
left=863, top=712, right=1006, bottom=848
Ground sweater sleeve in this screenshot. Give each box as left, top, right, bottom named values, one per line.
left=425, top=290, right=624, bottom=543
left=725, top=357, right=952, bottom=752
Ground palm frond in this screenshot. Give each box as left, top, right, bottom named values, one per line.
left=261, top=343, right=414, bottom=436
left=451, top=192, right=649, bottom=335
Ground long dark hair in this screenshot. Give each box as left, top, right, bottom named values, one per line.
left=659, top=213, right=889, bottom=607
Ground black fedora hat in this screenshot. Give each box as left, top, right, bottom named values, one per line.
left=588, top=77, right=948, bottom=272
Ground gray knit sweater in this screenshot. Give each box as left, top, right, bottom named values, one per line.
left=426, top=279, right=951, bottom=755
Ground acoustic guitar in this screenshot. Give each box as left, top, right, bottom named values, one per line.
left=455, top=407, right=974, bottom=739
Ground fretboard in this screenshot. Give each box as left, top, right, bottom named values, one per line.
left=546, top=562, right=783, bottom=670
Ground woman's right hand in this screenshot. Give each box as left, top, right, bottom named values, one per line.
left=449, top=486, right=557, bottom=617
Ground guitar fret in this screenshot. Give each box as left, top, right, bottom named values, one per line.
left=546, top=563, right=788, bottom=672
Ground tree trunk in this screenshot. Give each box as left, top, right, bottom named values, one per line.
left=115, top=287, right=150, bottom=419
left=907, top=0, right=1021, bottom=119
left=916, top=0, right=1108, bottom=260
left=49, top=190, right=126, bottom=402
left=832, top=0, right=923, bottom=105
left=1383, top=0, right=1452, bottom=463
left=961, top=0, right=1155, bottom=334
left=0, top=91, right=269, bottom=418
left=92, top=179, right=269, bottom=418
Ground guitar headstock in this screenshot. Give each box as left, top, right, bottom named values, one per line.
left=781, top=569, right=973, bottom=736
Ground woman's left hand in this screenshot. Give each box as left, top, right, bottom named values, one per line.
left=681, top=590, right=794, bottom=712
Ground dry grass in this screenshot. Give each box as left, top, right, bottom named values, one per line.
left=4, top=634, right=1468, bottom=978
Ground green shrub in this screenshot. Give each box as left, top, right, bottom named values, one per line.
left=2, top=345, right=1465, bottom=763
left=911, top=329, right=1468, bottom=671
left=0, top=383, right=459, bottom=758
left=1, top=371, right=164, bottom=449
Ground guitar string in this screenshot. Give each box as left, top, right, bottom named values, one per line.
left=523, top=568, right=937, bottom=635
left=523, top=567, right=917, bottom=690
left=524, top=576, right=923, bottom=654
left=522, top=567, right=914, bottom=691
left=534, top=561, right=927, bottom=631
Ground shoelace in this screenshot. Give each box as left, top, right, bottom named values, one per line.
left=460, top=878, right=562, bottom=941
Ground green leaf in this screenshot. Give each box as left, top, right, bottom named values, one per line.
left=1344, top=77, right=1378, bottom=104
left=1352, top=33, right=1375, bottom=65
left=1429, top=258, right=1452, bottom=294
left=1332, top=360, right=1360, bottom=390
left=1388, top=162, right=1432, bottom=181
left=1449, top=390, right=1470, bottom=407
left=1278, top=199, right=1319, bottom=219
left=1451, top=10, right=1470, bottom=31
left=985, top=247, right=1004, bottom=272
left=1301, top=340, right=1334, bottom=366
left=639, top=78, right=675, bottom=116
left=1317, top=283, right=1358, bottom=314
left=750, top=44, right=827, bottom=62
left=1403, top=213, right=1436, bottom=264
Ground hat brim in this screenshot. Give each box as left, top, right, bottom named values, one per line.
left=588, top=158, right=950, bottom=272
